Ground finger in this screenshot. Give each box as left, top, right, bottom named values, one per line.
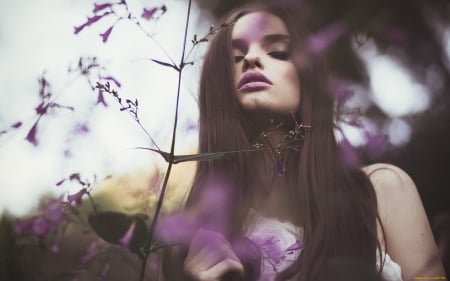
left=185, top=238, right=241, bottom=275
left=199, top=258, right=244, bottom=281
left=188, top=229, right=235, bottom=262
left=185, top=243, right=224, bottom=274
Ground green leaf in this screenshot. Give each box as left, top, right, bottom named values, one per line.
left=172, top=152, right=227, bottom=163
left=134, top=147, right=266, bottom=164
left=149, top=59, right=179, bottom=71
left=88, top=211, right=148, bottom=259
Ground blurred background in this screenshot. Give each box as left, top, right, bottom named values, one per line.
left=0, top=0, right=449, bottom=279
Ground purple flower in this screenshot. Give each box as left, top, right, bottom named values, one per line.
left=32, top=217, right=50, bottom=236
left=72, top=123, right=90, bottom=135
left=43, top=198, right=66, bottom=224
left=141, top=7, right=158, bottom=20
left=101, top=75, right=121, bottom=87
left=56, top=178, right=66, bottom=186
left=285, top=240, right=303, bottom=251
left=11, top=121, right=22, bottom=128
left=100, top=263, right=110, bottom=278
left=119, top=221, right=136, bottom=248
left=386, top=26, right=410, bottom=44
left=93, top=2, right=113, bottom=13
left=157, top=212, right=199, bottom=245
left=25, top=120, right=39, bottom=146
left=38, top=76, right=49, bottom=97
left=51, top=243, right=60, bottom=253
left=307, top=22, right=347, bottom=53
left=67, top=188, right=88, bottom=205
left=35, top=101, right=48, bottom=115
left=339, top=138, right=359, bottom=166
left=100, top=25, right=114, bottom=43
left=329, top=78, right=354, bottom=104
left=365, top=131, right=387, bottom=160
left=14, top=218, right=35, bottom=235
left=74, top=12, right=112, bottom=35
left=81, top=241, right=99, bottom=264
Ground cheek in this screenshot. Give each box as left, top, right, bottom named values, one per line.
left=283, top=66, right=301, bottom=102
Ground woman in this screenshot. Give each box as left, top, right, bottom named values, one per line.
left=162, top=4, right=445, bottom=281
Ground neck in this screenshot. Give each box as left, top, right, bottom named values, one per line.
left=246, top=118, right=298, bottom=223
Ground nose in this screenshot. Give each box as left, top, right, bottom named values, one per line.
left=243, top=54, right=263, bottom=70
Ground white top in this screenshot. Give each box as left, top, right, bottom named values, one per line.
left=245, top=211, right=403, bottom=281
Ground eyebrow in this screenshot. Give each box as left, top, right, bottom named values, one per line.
left=232, top=34, right=290, bottom=49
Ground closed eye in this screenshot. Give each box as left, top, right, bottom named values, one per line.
left=234, top=55, right=245, bottom=63
left=268, top=51, right=290, bottom=60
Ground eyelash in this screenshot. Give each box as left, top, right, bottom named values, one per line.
left=234, top=55, right=244, bottom=63
left=234, top=50, right=290, bottom=63
left=268, top=50, right=290, bottom=60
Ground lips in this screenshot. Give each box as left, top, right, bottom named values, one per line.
left=237, top=71, right=273, bottom=91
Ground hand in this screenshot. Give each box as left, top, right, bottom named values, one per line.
left=184, top=228, right=244, bottom=281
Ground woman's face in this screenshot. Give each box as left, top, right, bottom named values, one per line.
left=232, top=11, right=300, bottom=114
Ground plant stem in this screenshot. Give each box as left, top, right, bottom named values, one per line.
left=138, top=0, right=192, bottom=280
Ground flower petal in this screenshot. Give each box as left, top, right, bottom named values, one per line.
left=100, top=25, right=114, bottom=43
left=119, top=221, right=136, bottom=248
left=141, top=7, right=157, bottom=20
left=93, top=2, right=113, bottom=13
left=285, top=240, right=303, bottom=251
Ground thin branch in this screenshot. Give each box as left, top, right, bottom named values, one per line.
left=138, top=1, right=193, bottom=281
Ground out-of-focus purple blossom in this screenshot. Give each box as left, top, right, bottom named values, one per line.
left=329, top=78, right=354, bottom=104
left=184, top=119, right=198, bottom=133
left=339, top=138, right=359, bottom=166
left=43, top=198, right=66, bottom=224
left=74, top=12, right=112, bottom=35
left=346, top=117, right=364, bottom=128
left=386, top=26, right=410, bottom=44
left=51, top=243, right=60, bottom=253
left=261, top=237, right=283, bottom=264
left=119, top=221, right=136, bottom=248
left=15, top=218, right=35, bottom=235
left=197, top=181, right=233, bottom=233
left=307, top=22, right=347, bottom=53
left=100, top=25, right=114, bottom=43
left=365, top=131, right=387, bottom=160
left=101, top=76, right=121, bottom=87
left=81, top=241, right=99, bottom=264
left=25, top=120, right=39, bottom=146
left=93, top=2, right=113, bottom=13
left=157, top=212, right=199, bottom=245
left=32, top=217, right=51, bottom=236
left=99, top=263, right=110, bottom=278
left=72, top=123, right=90, bottom=135
left=285, top=240, right=303, bottom=251
left=67, top=188, right=88, bottom=205
left=141, top=7, right=158, bottom=20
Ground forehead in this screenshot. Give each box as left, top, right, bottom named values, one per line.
left=231, top=11, right=289, bottom=41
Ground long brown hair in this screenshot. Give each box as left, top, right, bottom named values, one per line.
left=183, top=4, right=386, bottom=281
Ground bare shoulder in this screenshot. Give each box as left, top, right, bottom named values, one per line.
left=362, top=162, right=414, bottom=193
left=361, top=163, right=419, bottom=224
left=362, top=163, right=446, bottom=281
